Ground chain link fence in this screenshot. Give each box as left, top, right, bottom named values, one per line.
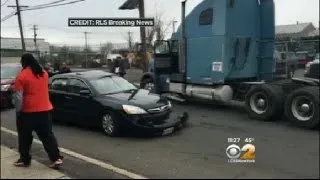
left=274, top=38, right=319, bottom=78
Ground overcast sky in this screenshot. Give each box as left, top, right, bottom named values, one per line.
left=1, top=0, right=319, bottom=47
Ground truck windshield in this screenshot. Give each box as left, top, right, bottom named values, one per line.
left=154, top=41, right=170, bottom=54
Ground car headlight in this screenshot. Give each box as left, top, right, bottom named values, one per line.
left=1, top=84, right=11, bottom=91
left=122, top=105, right=147, bottom=114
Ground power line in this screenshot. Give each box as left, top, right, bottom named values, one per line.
left=1, top=0, right=84, bottom=22
left=1, top=0, right=10, bottom=7
left=1, top=11, right=16, bottom=22
left=21, top=0, right=85, bottom=12
left=25, top=0, right=68, bottom=9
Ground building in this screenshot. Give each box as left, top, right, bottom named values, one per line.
left=276, top=22, right=317, bottom=39
left=308, top=28, right=319, bottom=37
left=275, top=23, right=319, bottom=53
left=1, top=37, right=50, bottom=53
left=1, top=37, right=51, bottom=63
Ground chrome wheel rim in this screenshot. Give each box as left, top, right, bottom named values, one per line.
left=249, top=92, right=268, bottom=114
left=291, top=96, right=314, bottom=121
left=102, top=114, right=114, bottom=134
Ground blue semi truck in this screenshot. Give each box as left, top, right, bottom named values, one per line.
left=139, top=0, right=319, bottom=129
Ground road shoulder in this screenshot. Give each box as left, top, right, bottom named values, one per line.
left=1, top=145, right=70, bottom=179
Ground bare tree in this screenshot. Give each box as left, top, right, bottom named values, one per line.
left=146, top=11, right=172, bottom=45
left=100, top=42, right=113, bottom=59
left=123, top=31, right=134, bottom=51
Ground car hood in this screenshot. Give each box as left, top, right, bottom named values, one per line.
left=1, top=78, right=14, bottom=85
left=96, top=89, right=168, bottom=110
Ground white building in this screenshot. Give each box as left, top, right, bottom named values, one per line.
left=1, top=37, right=50, bottom=54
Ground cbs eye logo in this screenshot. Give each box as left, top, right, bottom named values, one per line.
left=226, top=144, right=255, bottom=160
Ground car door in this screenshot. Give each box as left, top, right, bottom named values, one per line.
left=65, top=78, right=100, bottom=125
left=49, top=78, right=69, bottom=120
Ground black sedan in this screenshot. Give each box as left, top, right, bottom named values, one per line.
left=49, top=70, right=188, bottom=137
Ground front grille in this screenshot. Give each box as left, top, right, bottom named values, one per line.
left=148, top=105, right=170, bottom=113
left=139, top=110, right=171, bottom=126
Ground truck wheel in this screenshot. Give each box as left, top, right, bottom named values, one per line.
left=245, top=84, right=284, bottom=121
left=140, top=78, right=156, bottom=93
left=285, top=87, right=319, bottom=129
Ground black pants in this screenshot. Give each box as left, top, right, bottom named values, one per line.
left=16, top=111, right=61, bottom=164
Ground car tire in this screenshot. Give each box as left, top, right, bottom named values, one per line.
left=245, top=84, right=284, bottom=121
left=285, top=86, right=319, bottom=129
left=140, top=77, right=156, bottom=93
left=100, top=111, right=120, bottom=137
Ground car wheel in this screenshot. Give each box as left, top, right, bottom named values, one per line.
left=101, top=111, right=120, bottom=137
left=245, top=84, right=284, bottom=121
left=285, top=87, right=319, bottom=129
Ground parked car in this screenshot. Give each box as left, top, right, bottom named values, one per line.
left=305, top=58, right=319, bottom=79
left=0, top=63, right=22, bottom=108
left=48, top=70, right=189, bottom=137
left=296, top=51, right=313, bottom=68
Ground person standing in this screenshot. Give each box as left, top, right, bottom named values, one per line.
left=59, top=62, right=71, bottom=74
left=13, top=53, right=63, bottom=169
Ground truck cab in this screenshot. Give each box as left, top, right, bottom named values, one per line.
left=139, top=0, right=319, bottom=130
left=141, top=0, right=275, bottom=92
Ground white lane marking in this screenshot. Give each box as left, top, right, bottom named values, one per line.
left=1, top=126, right=148, bottom=179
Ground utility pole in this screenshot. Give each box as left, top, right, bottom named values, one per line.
left=31, top=25, right=40, bottom=59
left=84, top=31, right=91, bottom=68
left=138, top=0, right=147, bottom=72
left=8, top=1, right=29, bottom=52
left=128, top=31, right=133, bottom=51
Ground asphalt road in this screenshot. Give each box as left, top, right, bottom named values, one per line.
left=1, top=101, right=319, bottom=179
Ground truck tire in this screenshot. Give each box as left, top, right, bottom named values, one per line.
left=245, top=84, right=284, bottom=121
left=140, top=77, right=156, bottom=93
left=285, top=86, right=319, bottom=129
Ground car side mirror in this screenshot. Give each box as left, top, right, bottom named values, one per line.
left=79, top=89, right=92, bottom=97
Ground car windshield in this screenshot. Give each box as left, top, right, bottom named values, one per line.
left=0, top=66, right=21, bottom=79
left=90, top=76, right=137, bottom=95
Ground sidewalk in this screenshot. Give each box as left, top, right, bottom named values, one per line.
left=1, top=145, right=70, bottom=179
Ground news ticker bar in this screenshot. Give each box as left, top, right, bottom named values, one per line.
left=68, top=18, right=155, bottom=27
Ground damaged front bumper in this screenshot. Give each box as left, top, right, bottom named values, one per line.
left=121, top=111, right=189, bottom=136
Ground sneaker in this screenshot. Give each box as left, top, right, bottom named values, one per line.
left=49, top=158, right=63, bottom=169
left=13, top=159, right=30, bottom=167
